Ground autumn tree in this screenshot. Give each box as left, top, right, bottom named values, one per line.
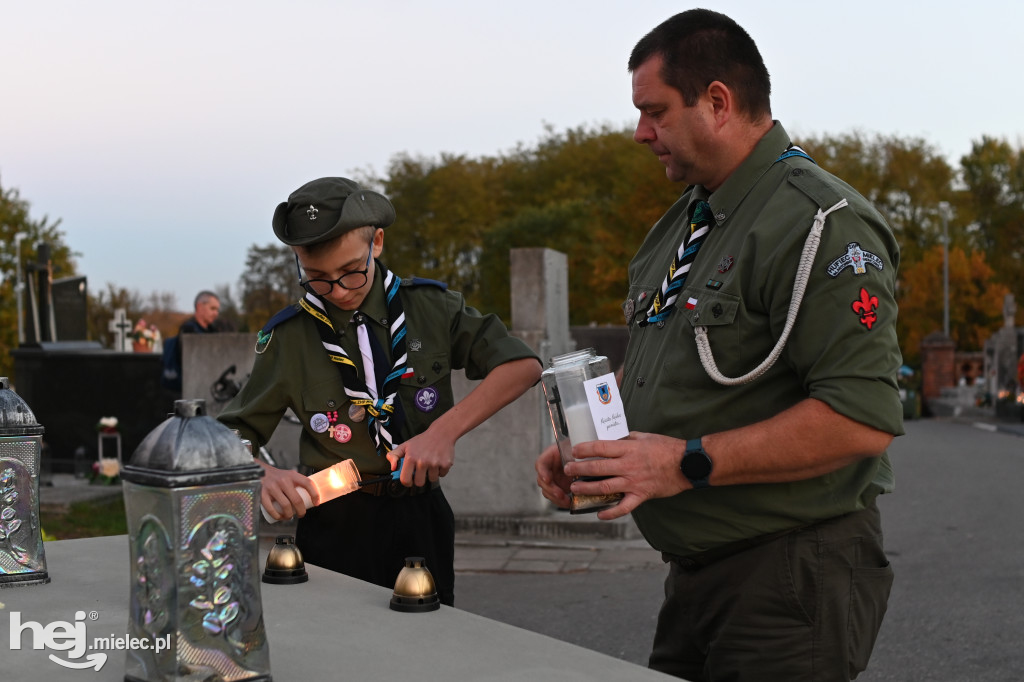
left=237, top=243, right=304, bottom=331
left=897, top=244, right=1008, bottom=365
left=959, top=136, right=1024, bottom=318
left=0, top=180, right=78, bottom=379
left=800, top=132, right=956, bottom=267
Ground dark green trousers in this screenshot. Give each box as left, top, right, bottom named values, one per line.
left=649, top=501, right=893, bottom=681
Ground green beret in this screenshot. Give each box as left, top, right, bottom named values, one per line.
left=272, top=177, right=396, bottom=247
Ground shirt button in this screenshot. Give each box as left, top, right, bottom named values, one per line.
left=636, top=377, right=645, bottom=387
left=715, top=211, right=726, bottom=221
left=791, top=168, right=804, bottom=176
left=432, top=361, right=442, bottom=373
left=327, top=400, right=336, bottom=408
left=418, top=376, right=426, bottom=385
left=381, top=318, right=388, bottom=326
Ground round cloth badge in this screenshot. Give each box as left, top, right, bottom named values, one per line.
left=309, top=413, right=330, bottom=434
left=331, top=424, right=352, bottom=443
left=415, top=387, right=439, bottom=412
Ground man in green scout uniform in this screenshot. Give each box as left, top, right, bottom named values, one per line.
left=220, top=177, right=541, bottom=606
left=536, top=9, right=903, bottom=680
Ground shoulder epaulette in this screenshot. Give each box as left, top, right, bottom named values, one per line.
left=261, top=303, right=302, bottom=334
left=401, top=277, right=448, bottom=291
left=785, top=164, right=844, bottom=210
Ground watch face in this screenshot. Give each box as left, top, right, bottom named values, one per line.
left=682, top=451, right=712, bottom=480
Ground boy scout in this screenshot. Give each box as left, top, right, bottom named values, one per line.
left=220, top=177, right=541, bottom=605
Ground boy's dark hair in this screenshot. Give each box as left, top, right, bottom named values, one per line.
left=629, top=9, right=771, bottom=122
left=293, top=226, right=376, bottom=258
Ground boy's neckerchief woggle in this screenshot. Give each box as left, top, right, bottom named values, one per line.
left=299, top=264, right=410, bottom=463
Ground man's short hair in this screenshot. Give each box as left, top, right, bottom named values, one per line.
left=194, top=290, right=219, bottom=309
left=629, top=9, right=771, bottom=121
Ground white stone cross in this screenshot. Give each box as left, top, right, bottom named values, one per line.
left=108, top=308, right=133, bottom=352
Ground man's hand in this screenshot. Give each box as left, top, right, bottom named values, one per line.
left=258, top=460, right=320, bottom=520
left=565, top=432, right=688, bottom=520
left=534, top=443, right=572, bottom=509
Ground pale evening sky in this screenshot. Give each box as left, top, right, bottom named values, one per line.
left=2, top=1, right=1021, bottom=312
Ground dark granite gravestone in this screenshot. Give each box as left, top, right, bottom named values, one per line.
left=51, top=276, right=88, bottom=341
left=11, top=345, right=170, bottom=473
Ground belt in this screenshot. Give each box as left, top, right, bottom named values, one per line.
left=664, top=525, right=802, bottom=571
left=357, top=478, right=438, bottom=498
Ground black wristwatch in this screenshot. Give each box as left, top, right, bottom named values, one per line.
left=680, top=437, right=713, bottom=489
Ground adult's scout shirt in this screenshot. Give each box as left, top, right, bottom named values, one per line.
left=219, top=267, right=539, bottom=477
left=622, top=122, right=905, bottom=558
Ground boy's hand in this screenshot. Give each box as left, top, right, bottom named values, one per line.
left=257, top=460, right=320, bottom=520
left=386, top=429, right=455, bottom=488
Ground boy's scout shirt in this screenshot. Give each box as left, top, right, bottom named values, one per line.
left=218, top=271, right=538, bottom=477
left=621, top=122, right=905, bottom=558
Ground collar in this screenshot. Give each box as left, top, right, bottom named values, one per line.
left=703, top=121, right=792, bottom=229
left=356, top=261, right=390, bottom=328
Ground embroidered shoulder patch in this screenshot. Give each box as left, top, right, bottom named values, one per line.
left=255, top=329, right=274, bottom=354
left=851, top=287, right=879, bottom=329
left=827, top=242, right=884, bottom=278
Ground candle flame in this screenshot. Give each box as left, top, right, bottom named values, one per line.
left=309, top=460, right=361, bottom=504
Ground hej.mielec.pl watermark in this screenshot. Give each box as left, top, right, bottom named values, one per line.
left=5, top=606, right=170, bottom=672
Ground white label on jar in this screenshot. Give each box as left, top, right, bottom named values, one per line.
left=583, top=372, right=629, bottom=440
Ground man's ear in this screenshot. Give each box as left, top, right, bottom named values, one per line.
left=705, top=80, right=733, bottom=131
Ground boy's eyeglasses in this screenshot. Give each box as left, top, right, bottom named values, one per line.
left=296, top=244, right=373, bottom=295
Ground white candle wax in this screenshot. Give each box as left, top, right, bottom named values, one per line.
left=260, top=459, right=361, bottom=524
left=562, top=402, right=599, bottom=445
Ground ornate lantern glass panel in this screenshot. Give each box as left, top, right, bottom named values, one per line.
left=0, top=377, right=49, bottom=588
left=121, top=399, right=271, bottom=681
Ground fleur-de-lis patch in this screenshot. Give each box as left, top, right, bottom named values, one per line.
left=851, top=287, right=879, bottom=329
left=307, top=204, right=318, bottom=220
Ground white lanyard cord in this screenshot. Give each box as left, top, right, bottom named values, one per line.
left=694, top=198, right=849, bottom=386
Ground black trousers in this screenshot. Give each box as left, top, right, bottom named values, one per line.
left=649, top=501, right=893, bottom=681
left=295, top=486, right=456, bottom=606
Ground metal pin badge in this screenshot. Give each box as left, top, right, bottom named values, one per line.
left=348, top=404, right=366, bottom=422
left=310, top=413, right=329, bottom=433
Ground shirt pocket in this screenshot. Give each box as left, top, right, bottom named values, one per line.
left=399, top=351, right=455, bottom=419
left=679, top=288, right=743, bottom=363
left=679, top=288, right=740, bottom=328
left=301, top=376, right=347, bottom=416
left=622, top=284, right=657, bottom=329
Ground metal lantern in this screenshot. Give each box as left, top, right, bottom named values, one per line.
left=0, top=377, right=49, bottom=588
left=121, top=399, right=271, bottom=682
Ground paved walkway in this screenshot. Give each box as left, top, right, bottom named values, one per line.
left=453, top=533, right=663, bottom=574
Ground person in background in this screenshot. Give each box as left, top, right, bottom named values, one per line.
left=219, top=177, right=541, bottom=606
left=536, top=9, right=903, bottom=680
left=179, top=291, right=221, bottom=334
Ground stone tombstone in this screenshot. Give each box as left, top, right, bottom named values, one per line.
left=108, top=308, right=133, bottom=352
left=181, top=332, right=301, bottom=470
left=51, top=276, right=88, bottom=341
left=1003, top=293, right=1017, bottom=329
